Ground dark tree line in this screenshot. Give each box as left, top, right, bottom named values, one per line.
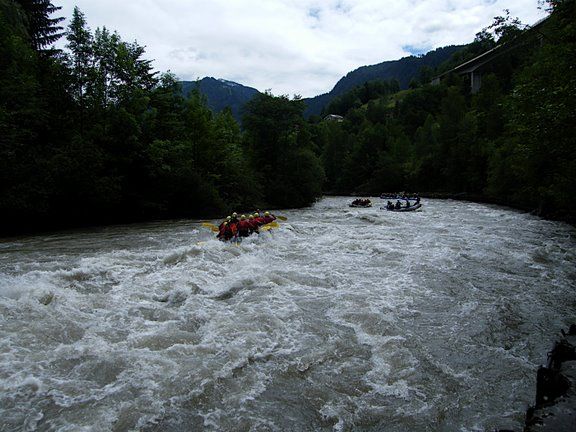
left=1, top=0, right=574, bottom=235
left=0, top=1, right=324, bottom=235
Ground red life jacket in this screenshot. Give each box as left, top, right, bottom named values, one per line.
left=217, top=223, right=227, bottom=238
left=237, top=220, right=251, bottom=236
left=224, top=222, right=238, bottom=240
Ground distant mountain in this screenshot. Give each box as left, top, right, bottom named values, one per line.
left=181, top=46, right=466, bottom=121
left=181, top=77, right=260, bottom=122
left=303, top=45, right=465, bottom=117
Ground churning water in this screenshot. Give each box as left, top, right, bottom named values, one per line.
left=1, top=197, right=575, bottom=431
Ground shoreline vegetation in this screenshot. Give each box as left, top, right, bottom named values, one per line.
left=1, top=1, right=574, bottom=237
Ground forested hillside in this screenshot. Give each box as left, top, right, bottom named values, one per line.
left=303, top=45, right=464, bottom=118
left=181, top=78, right=259, bottom=123
left=310, top=0, right=575, bottom=223
left=0, top=0, right=574, bottom=235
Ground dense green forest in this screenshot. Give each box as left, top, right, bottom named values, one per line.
left=0, top=0, right=574, bottom=235
left=0, top=0, right=323, bottom=234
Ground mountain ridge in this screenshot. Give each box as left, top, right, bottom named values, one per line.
left=181, top=44, right=466, bottom=120
left=303, top=45, right=465, bottom=117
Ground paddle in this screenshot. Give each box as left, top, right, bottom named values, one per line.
left=201, top=222, right=219, bottom=232
left=276, top=215, right=287, bottom=221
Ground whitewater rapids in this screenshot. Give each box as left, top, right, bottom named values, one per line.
left=1, top=197, right=575, bottom=431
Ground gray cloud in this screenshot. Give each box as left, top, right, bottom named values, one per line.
left=55, top=0, right=545, bottom=97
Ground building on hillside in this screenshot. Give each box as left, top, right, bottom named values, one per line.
left=323, top=114, right=344, bottom=122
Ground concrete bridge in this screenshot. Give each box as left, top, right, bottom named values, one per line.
left=432, top=17, right=548, bottom=93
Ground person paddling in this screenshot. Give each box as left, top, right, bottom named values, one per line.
left=253, top=212, right=266, bottom=226
left=217, top=216, right=231, bottom=240
left=262, top=211, right=276, bottom=224
left=247, top=214, right=260, bottom=234
left=237, top=215, right=251, bottom=237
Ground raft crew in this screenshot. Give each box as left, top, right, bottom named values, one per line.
left=380, top=192, right=420, bottom=201
left=216, top=210, right=277, bottom=241
left=351, top=198, right=372, bottom=207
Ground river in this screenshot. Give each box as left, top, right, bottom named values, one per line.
left=1, top=197, right=575, bottom=431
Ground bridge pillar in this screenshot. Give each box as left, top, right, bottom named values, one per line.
left=470, top=71, right=482, bottom=93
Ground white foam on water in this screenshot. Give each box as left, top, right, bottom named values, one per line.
left=0, top=198, right=575, bottom=430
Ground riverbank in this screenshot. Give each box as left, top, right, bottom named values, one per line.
left=499, top=325, right=576, bottom=432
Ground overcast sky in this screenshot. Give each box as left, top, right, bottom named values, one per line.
left=55, top=0, right=546, bottom=97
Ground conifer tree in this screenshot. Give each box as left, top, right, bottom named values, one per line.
left=66, top=7, right=92, bottom=104
left=14, top=0, right=64, bottom=51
